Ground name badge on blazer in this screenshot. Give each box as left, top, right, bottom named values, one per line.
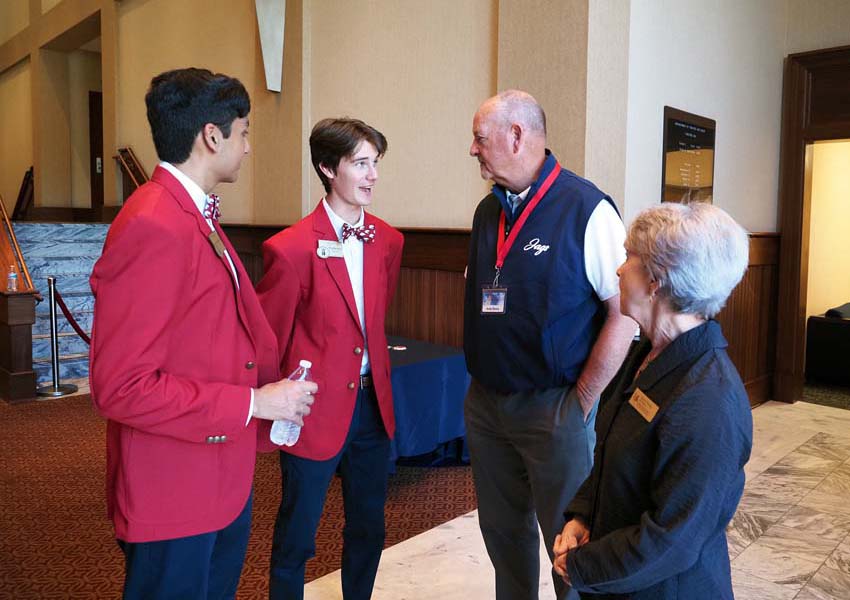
left=208, top=231, right=226, bottom=258
left=317, top=240, right=344, bottom=259
left=628, top=388, right=659, bottom=422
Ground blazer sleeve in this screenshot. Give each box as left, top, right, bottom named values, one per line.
left=566, top=382, right=748, bottom=594
left=89, top=214, right=251, bottom=442
left=255, top=238, right=301, bottom=374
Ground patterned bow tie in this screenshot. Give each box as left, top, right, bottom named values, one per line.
left=203, top=194, right=221, bottom=221
left=341, top=223, right=376, bottom=243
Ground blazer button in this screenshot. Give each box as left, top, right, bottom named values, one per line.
left=220, top=435, right=227, bottom=443
left=245, top=361, right=255, bottom=370
left=206, top=436, right=214, bottom=444
left=347, top=382, right=356, bottom=390
left=353, top=347, right=362, bottom=355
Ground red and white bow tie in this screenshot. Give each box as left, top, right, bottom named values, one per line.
left=203, top=194, right=221, bottom=221
left=341, top=223, right=376, bottom=243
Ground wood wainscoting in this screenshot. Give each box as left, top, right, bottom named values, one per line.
left=223, top=225, right=780, bottom=407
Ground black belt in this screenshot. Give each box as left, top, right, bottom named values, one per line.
left=360, top=373, right=373, bottom=388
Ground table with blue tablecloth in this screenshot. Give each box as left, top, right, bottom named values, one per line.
left=386, top=336, right=470, bottom=466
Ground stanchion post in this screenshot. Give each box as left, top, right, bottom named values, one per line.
left=36, top=276, right=78, bottom=398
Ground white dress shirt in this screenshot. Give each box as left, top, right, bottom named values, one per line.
left=322, top=199, right=370, bottom=375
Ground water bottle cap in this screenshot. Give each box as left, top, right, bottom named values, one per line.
left=299, top=359, right=312, bottom=368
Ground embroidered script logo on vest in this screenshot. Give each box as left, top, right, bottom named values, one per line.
left=523, top=238, right=550, bottom=256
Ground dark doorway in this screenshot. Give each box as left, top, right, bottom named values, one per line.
left=775, top=44, right=850, bottom=403
left=88, top=91, right=103, bottom=218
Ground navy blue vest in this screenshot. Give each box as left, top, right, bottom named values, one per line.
left=463, top=152, right=619, bottom=393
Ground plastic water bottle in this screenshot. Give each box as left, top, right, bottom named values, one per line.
left=6, top=266, right=17, bottom=292
left=270, top=359, right=313, bottom=446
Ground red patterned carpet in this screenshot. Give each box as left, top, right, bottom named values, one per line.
left=0, top=395, right=476, bottom=599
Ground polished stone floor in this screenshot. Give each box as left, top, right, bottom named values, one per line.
left=306, top=400, right=850, bottom=599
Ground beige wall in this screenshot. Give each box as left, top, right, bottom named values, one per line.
left=0, top=1, right=29, bottom=46
left=42, top=0, right=63, bottom=14
left=252, top=0, right=305, bottom=225
left=36, top=48, right=72, bottom=206
left=498, top=0, right=588, bottom=178
left=68, top=49, right=101, bottom=208
left=0, top=59, right=33, bottom=213
left=585, top=0, right=629, bottom=211
left=307, top=0, right=495, bottom=227
left=116, top=0, right=258, bottom=223
left=786, top=0, right=850, bottom=54
left=806, top=140, right=850, bottom=318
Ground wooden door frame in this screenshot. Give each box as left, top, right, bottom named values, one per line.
left=775, top=44, right=850, bottom=402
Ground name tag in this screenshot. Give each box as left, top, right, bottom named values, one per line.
left=317, top=240, right=344, bottom=259
left=208, top=231, right=226, bottom=258
left=628, top=388, right=659, bottom=422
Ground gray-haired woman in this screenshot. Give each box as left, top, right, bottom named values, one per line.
left=552, top=202, right=753, bottom=599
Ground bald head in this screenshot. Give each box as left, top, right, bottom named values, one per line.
left=470, top=90, right=548, bottom=191
left=481, top=90, right=547, bottom=137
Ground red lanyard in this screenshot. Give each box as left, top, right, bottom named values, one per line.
left=495, top=162, right=561, bottom=270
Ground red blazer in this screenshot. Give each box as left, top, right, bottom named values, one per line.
left=89, top=167, right=279, bottom=543
left=256, top=202, right=403, bottom=460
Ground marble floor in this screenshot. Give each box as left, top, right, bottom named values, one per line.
left=305, top=400, right=850, bottom=599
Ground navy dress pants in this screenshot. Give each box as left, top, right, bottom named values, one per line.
left=118, top=492, right=253, bottom=600
left=269, top=386, right=390, bottom=600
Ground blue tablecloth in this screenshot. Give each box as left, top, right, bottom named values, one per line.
left=386, top=336, right=470, bottom=465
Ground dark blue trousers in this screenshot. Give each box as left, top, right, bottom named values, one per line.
left=269, top=386, right=390, bottom=600
left=118, top=492, right=253, bottom=600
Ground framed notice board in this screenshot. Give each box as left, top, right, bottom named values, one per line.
left=661, top=106, right=716, bottom=204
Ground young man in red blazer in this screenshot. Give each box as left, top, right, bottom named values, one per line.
left=257, top=118, right=403, bottom=600
left=89, top=68, right=316, bottom=599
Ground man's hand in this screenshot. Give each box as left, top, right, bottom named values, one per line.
left=253, top=378, right=317, bottom=425
left=553, top=518, right=590, bottom=581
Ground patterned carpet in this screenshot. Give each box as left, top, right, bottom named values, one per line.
left=803, top=382, right=850, bottom=411
left=0, top=396, right=476, bottom=599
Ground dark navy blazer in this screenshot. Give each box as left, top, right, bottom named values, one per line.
left=565, top=320, right=753, bottom=599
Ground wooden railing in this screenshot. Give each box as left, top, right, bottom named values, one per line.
left=12, top=167, right=34, bottom=221
left=114, top=147, right=149, bottom=202
left=0, top=193, right=36, bottom=294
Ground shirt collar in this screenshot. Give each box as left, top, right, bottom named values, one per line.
left=629, top=320, right=728, bottom=393
left=493, top=149, right=557, bottom=223
left=159, top=161, right=209, bottom=217
left=322, top=198, right=364, bottom=242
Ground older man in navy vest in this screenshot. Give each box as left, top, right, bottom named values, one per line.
left=463, top=90, right=636, bottom=600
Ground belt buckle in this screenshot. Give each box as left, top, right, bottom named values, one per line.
left=359, top=374, right=372, bottom=388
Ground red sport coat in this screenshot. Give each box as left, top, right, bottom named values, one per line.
left=89, top=166, right=279, bottom=543
left=256, top=202, right=403, bottom=460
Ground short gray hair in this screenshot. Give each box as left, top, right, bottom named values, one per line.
left=626, top=202, right=749, bottom=319
left=490, top=89, right=547, bottom=135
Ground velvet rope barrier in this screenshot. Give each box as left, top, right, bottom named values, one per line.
left=53, top=288, right=91, bottom=346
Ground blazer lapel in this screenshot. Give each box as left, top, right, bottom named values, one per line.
left=152, top=167, right=256, bottom=347
left=311, top=204, right=361, bottom=328
left=214, top=220, right=257, bottom=348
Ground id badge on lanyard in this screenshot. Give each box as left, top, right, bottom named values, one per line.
left=480, top=162, right=561, bottom=316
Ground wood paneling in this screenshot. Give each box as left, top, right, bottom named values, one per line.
left=224, top=225, right=779, bottom=406
left=716, top=235, right=779, bottom=406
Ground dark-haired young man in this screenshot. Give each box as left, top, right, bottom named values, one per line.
left=90, top=68, right=316, bottom=599
left=257, top=118, right=403, bottom=600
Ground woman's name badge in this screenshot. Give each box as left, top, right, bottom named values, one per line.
left=481, top=286, right=507, bottom=314
left=317, top=240, right=344, bottom=259
left=628, top=388, right=659, bottom=422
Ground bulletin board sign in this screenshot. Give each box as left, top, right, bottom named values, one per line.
left=661, top=106, right=716, bottom=204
